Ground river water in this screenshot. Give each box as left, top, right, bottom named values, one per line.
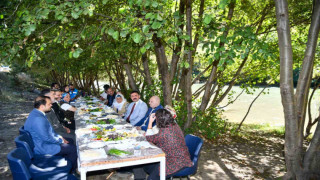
left=98, top=81, right=320, bottom=129
left=217, top=86, right=320, bottom=128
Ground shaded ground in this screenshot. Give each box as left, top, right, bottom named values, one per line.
left=0, top=90, right=285, bottom=180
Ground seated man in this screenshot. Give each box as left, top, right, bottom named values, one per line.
left=68, top=84, right=79, bottom=102
left=136, top=96, right=163, bottom=131
left=24, top=96, right=77, bottom=172
left=124, top=91, right=148, bottom=126
left=52, top=89, right=75, bottom=130
left=106, top=87, right=116, bottom=107
left=51, top=82, right=60, bottom=90
left=99, top=84, right=110, bottom=102
left=41, top=89, right=75, bottom=143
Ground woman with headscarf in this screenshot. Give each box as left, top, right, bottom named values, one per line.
left=133, top=108, right=192, bottom=179
left=112, top=93, right=128, bottom=115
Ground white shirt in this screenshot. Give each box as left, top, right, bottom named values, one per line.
left=61, top=103, right=72, bottom=111
left=100, top=92, right=108, bottom=99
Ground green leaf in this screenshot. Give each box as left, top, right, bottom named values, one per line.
left=142, top=25, right=149, bottom=33
left=71, top=11, right=79, bottom=19
left=184, top=62, right=190, bottom=68
left=119, top=7, right=126, bottom=14
left=152, top=1, right=158, bottom=7
left=107, top=28, right=115, bottom=36
left=112, top=31, right=119, bottom=40
left=156, top=14, right=163, bottom=21
left=120, top=30, right=128, bottom=37
left=140, top=47, right=147, bottom=54
left=132, top=33, right=142, bottom=43
left=145, top=13, right=154, bottom=20
left=69, top=51, right=73, bottom=58
left=103, top=0, right=108, bottom=5
left=173, top=11, right=180, bottom=19
left=157, top=30, right=163, bottom=37
left=25, top=30, right=31, bottom=36
left=219, top=0, right=229, bottom=10
left=203, top=14, right=212, bottom=25
left=29, top=24, right=36, bottom=32
left=151, top=21, right=161, bottom=29
left=73, top=48, right=83, bottom=58
left=0, top=15, right=4, bottom=19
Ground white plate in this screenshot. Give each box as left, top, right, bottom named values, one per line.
left=87, top=141, right=106, bottom=149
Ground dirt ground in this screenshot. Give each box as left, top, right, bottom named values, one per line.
left=0, top=90, right=285, bottom=180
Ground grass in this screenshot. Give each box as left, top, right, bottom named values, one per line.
left=229, top=122, right=285, bottom=138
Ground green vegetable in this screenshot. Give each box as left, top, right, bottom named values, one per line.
left=89, top=108, right=101, bottom=112
left=109, top=119, right=116, bottom=124
left=96, top=120, right=107, bottom=124
left=108, top=149, right=130, bottom=156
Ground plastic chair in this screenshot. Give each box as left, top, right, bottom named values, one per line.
left=171, top=134, right=203, bottom=180
left=7, top=148, right=77, bottom=180
left=15, top=133, right=72, bottom=174
left=19, top=126, right=34, bottom=150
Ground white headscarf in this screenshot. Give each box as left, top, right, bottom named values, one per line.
left=112, top=94, right=127, bottom=110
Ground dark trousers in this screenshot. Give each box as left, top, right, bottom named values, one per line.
left=133, top=163, right=176, bottom=180
left=133, top=163, right=186, bottom=180
left=55, top=137, right=77, bottom=172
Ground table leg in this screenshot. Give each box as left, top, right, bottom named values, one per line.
left=160, top=157, right=166, bottom=180
left=81, top=169, right=87, bottom=180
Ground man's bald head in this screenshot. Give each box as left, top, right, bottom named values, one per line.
left=149, top=96, right=160, bottom=109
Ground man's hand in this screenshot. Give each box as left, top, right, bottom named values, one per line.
left=136, top=127, right=141, bottom=130
left=64, top=127, right=71, bottom=134
left=62, top=137, right=69, bottom=144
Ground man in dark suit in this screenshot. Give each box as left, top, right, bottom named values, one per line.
left=24, top=96, right=77, bottom=172
left=135, top=96, right=163, bottom=131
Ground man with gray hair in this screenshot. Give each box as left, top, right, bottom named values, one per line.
left=136, top=96, right=163, bottom=131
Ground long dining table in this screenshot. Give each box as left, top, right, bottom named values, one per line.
left=73, top=97, right=166, bottom=180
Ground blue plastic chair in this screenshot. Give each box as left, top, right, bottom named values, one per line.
left=19, top=126, right=34, bottom=149
left=7, top=148, right=77, bottom=180
left=172, top=134, right=203, bottom=180
left=15, top=133, right=72, bottom=174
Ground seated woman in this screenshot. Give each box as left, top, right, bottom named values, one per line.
left=112, top=94, right=128, bottom=116
left=134, top=108, right=193, bottom=180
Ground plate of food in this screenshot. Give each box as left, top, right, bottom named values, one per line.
left=80, top=148, right=107, bottom=160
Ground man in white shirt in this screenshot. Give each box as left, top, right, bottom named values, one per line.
left=124, top=91, right=148, bottom=126
left=99, top=84, right=109, bottom=102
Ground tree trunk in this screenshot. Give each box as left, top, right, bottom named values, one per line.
left=152, top=34, right=172, bottom=106
left=121, top=57, right=139, bottom=91
left=275, top=0, right=301, bottom=178
left=142, top=53, right=153, bottom=86
left=301, top=0, right=320, bottom=176
left=183, top=0, right=193, bottom=130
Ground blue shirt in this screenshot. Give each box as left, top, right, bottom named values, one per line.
left=24, top=109, right=62, bottom=155
left=69, top=88, right=78, bottom=101
left=136, top=104, right=163, bottom=131
left=124, top=99, right=148, bottom=126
